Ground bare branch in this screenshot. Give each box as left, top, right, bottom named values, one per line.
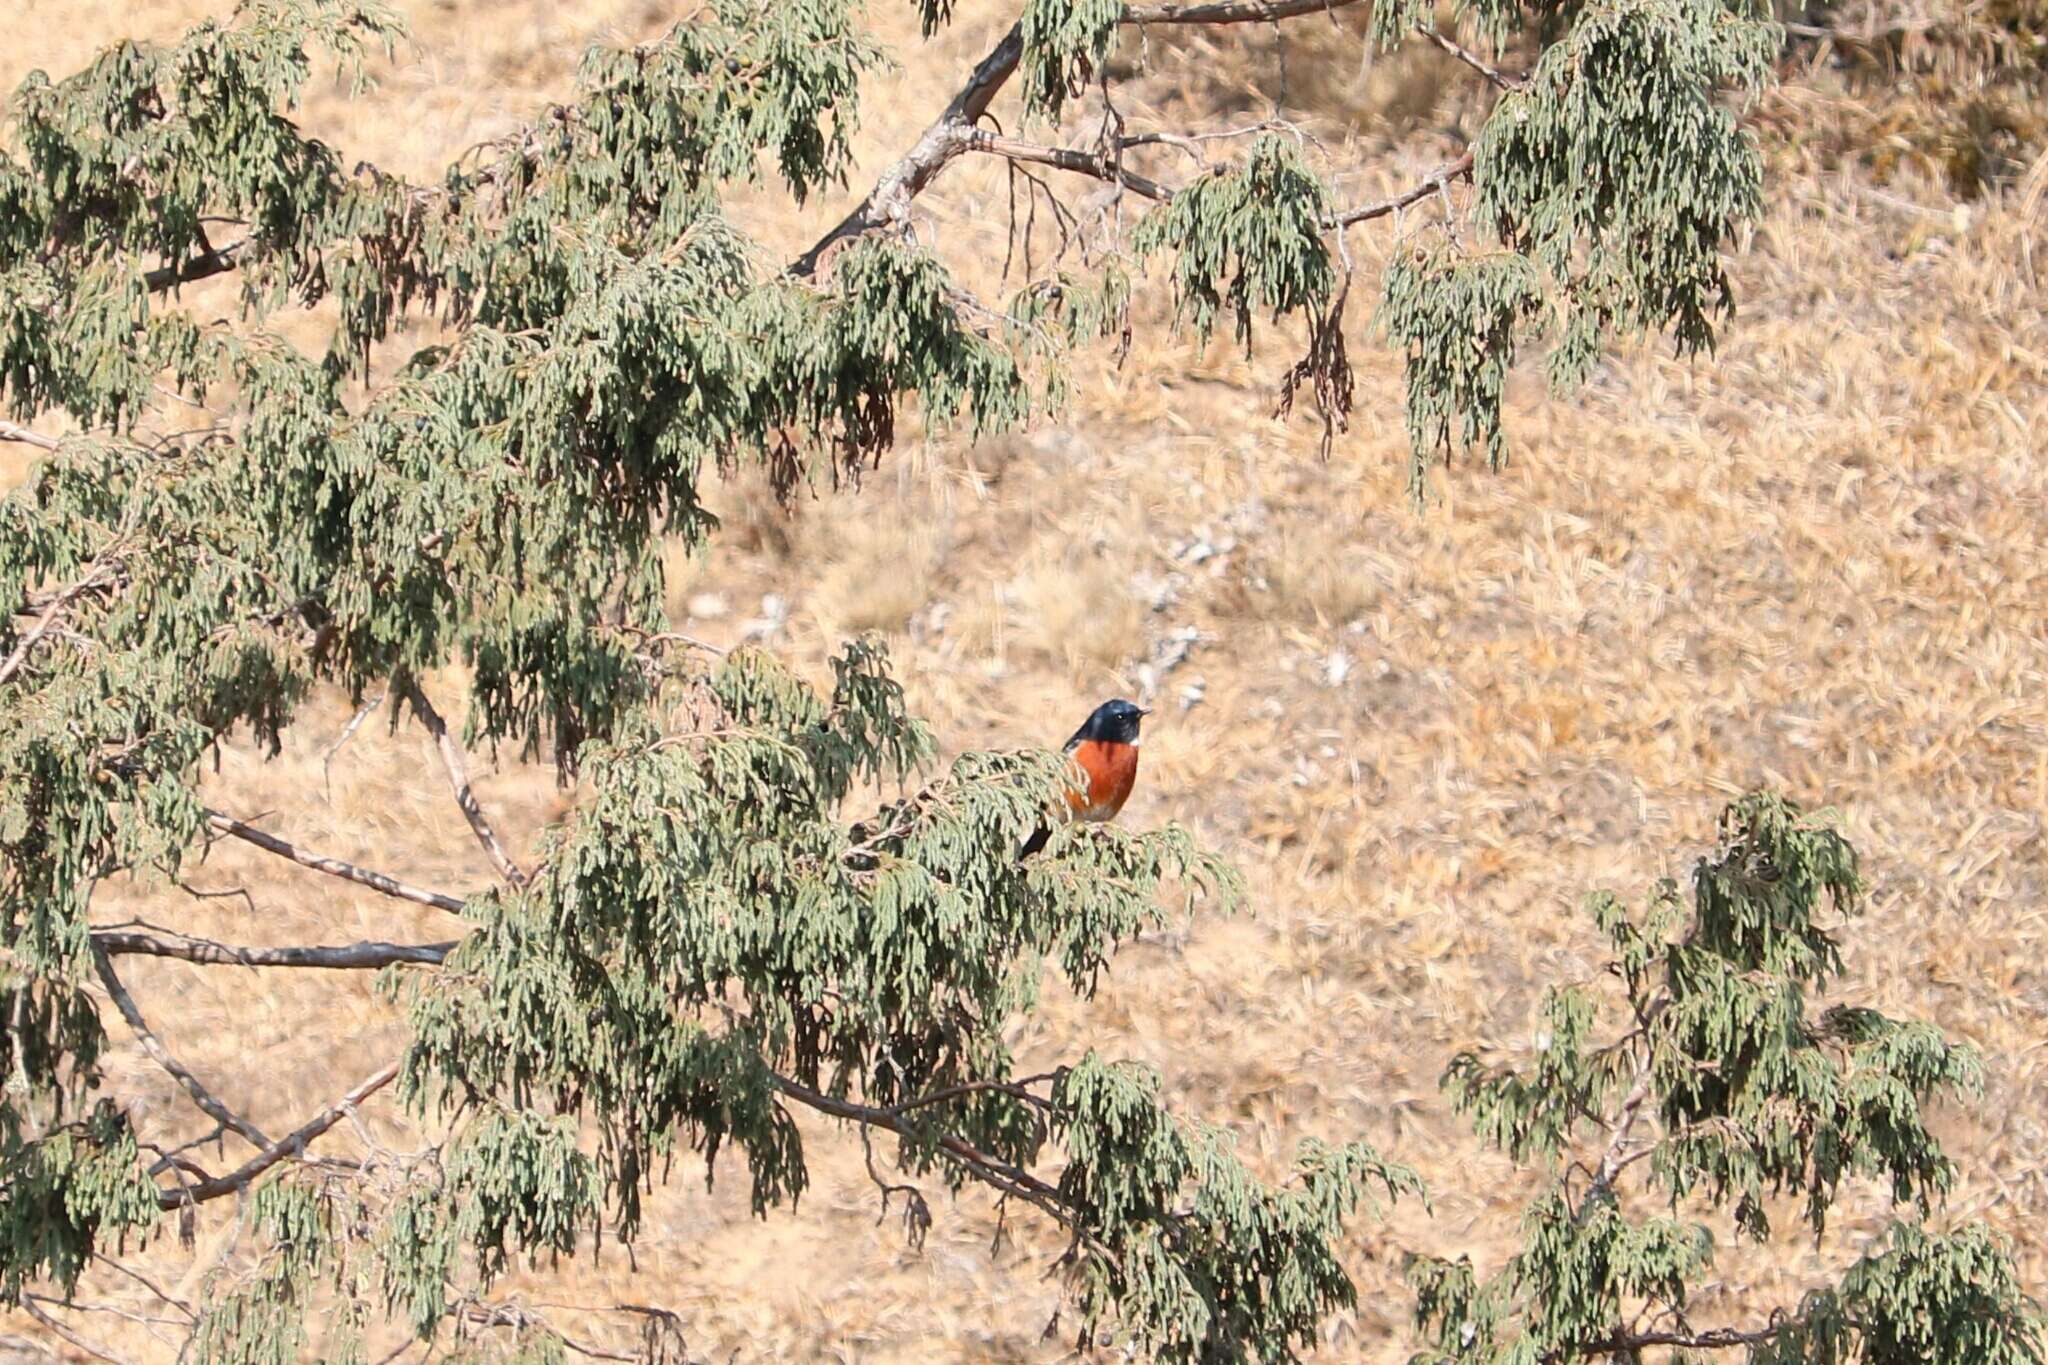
left=322, top=687, right=388, bottom=797
left=771, top=1074, right=1096, bottom=1253
left=204, top=811, right=470, bottom=913
left=1331, top=150, right=1476, bottom=227
left=16, top=1296, right=140, bottom=1365
left=399, top=678, right=528, bottom=888
left=967, top=132, right=1176, bottom=201
left=0, top=420, right=62, bottom=451
left=791, top=25, right=1025, bottom=277
left=792, top=1, right=1380, bottom=277
left=1422, top=26, right=1523, bottom=92
left=157, top=1060, right=400, bottom=1209
left=1558, top=1322, right=1790, bottom=1360
left=0, top=566, right=112, bottom=686
left=94, top=929, right=455, bottom=970
left=1124, top=0, right=1366, bottom=22
left=91, top=946, right=275, bottom=1152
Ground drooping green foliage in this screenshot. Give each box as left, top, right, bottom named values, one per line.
left=1411, top=794, right=2044, bottom=1364
left=1019, top=0, right=1122, bottom=123
left=1376, top=246, right=1545, bottom=493
left=1474, top=0, right=1776, bottom=391
left=0, top=0, right=1979, bottom=1358
left=1132, top=134, right=1336, bottom=355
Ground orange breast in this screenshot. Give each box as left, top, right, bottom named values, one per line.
left=1067, top=739, right=1138, bottom=821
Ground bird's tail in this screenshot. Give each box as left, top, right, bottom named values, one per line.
left=1017, top=824, right=1050, bottom=860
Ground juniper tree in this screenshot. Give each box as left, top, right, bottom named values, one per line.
left=0, top=0, right=2035, bottom=1361
left=1411, top=794, right=2042, bottom=1365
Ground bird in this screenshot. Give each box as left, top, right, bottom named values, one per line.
left=1017, top=698, right=1150, bottom=859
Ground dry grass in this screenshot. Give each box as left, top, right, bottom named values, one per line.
left=4, top=1, right=2048, bottom=1361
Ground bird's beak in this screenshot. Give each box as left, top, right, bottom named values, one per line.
left=1138, top=706, right=1153, bottom=717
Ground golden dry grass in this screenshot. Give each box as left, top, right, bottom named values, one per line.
left=4, top=1, right=2048, bottom=1361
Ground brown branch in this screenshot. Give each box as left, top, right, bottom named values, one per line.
left=966, top=132, right=1177, bottom=202
left=156, top=1059, right=400, bottom=1209
left=790, top=24, right=1026, bottom=277
left=1558, top=1322, right=1790, bottom=1360
left=91, top=947, right=275, bottom=1152
left=791, top=0, right=1375, bottom=277
left=140, top=239, right=246, bottom=293
left=204, top=810, right=470, bottom=913
left=94, top=929, right=455, bottom=970
left=399, top=678, right=527, bottom=888
left=15, top=1297, right=139, bottom=1365
left=771, top=1074, right=1095, bottom=1251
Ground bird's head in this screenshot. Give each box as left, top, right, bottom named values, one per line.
left=1079, top=697, right=1149, bottom=746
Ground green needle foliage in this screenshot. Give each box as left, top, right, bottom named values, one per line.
left=0, top=0, right=2022, bottom=1359
left=1412, top=794, right=2043, bottom=1364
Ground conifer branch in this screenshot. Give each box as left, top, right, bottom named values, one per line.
left=155, top=1060, right=400, bottom=1210
left=203, top=811, right=470, bottom=913
left=90, top=946, right=276, bottom=1153
left=93, top=930, right=455, bottom=970
left=399, top=678, right=528, bottom=889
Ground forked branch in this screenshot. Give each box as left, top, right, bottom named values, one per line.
left=155, top=1060, right=400, bottom=1210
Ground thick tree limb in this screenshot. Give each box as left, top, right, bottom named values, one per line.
left=399, top=678, right=528, bottom=888
left=204, top=811, right=470, bottom=912
left=156, top=1060, right=400, bottom=1209
left=140, top=239, right=246, bottom=292
left=94, top=929, right=455, bottom=970
left=0, top=420, right=62, bottom=450
left=792, top=0, right=1376, bottom=277
left=91, top=947, right=275, bottom=1152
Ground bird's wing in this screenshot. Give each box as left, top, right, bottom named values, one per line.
left=1060, top=721, right=1089, bottom=753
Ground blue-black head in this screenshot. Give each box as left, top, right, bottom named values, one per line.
left=1073, top=698, right=1149, bottom=747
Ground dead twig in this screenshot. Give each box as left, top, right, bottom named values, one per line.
left=400, top=678, right=527, bottom=889
left=91, top=946, right=275, bottom=1153
left=204, top=810, right=470, bottom=912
